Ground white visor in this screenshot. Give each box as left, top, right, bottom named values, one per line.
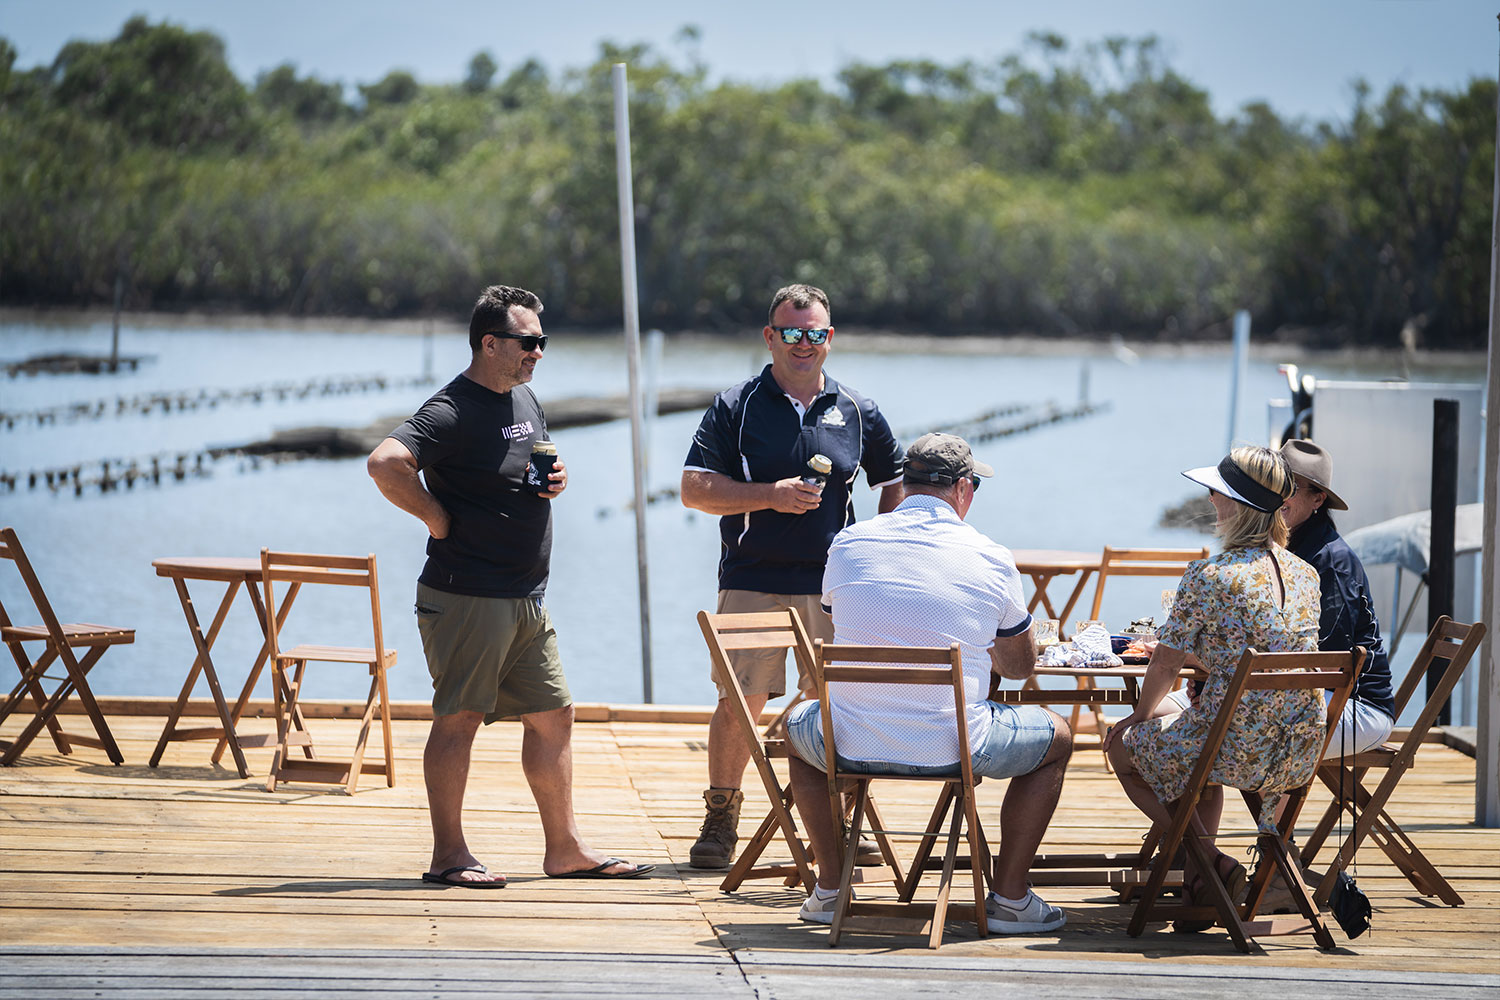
left=1182, top=465, right=1268, bottom=511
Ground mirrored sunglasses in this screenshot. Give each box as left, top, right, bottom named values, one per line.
left=772, top=327, right=830, bottom=345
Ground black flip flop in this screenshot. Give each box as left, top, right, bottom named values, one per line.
left=422, top=863, right=508, bottom=888
left=546, top=857, right=655, bottom=879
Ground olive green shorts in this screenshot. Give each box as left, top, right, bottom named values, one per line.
left=415, top=583, right=571, bottom=723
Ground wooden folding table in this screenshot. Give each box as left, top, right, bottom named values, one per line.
left=1010, top=550, right=1101, bottom=637
left=993, top=663, right=1205, bottom=890
left=149, top=556, right=305, bottom=778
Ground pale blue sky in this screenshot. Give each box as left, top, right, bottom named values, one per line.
left=2, top=0, right=1495, bottom=122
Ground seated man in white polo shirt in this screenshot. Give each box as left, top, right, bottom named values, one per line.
left=784, top=432, right=1074, bottom=933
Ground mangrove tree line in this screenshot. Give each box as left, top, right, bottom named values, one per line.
left=0, top=17, right=1491, bottom=348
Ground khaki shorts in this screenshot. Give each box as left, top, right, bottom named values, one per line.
left=712, top=589, right=832, bottom=700
left=415, top=583, right=571, bottom=723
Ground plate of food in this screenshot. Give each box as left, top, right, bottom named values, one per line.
left=1110, top=635, right=1151, bottom=664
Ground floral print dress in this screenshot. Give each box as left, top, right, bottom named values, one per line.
left=1122, top=545, right=1323, bottom=832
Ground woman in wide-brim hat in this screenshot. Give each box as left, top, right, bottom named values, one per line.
left=1278, top=439, right=1395, bottom=755
left=1101, top=445, right=1324, bottom=930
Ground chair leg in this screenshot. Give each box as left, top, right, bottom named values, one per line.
left=265, top=659, right=306, bottom=792
left=345, top=672, right=379, bottom=794
left=1258, top=832, right=1336, bottom=950
left=59, top=644, right=122, bottom=763
left=860, top=795, right=905, bottom=887
left=901, top=783, right=956, bottom=901
left=828, top=781, right=869, bottom=947
left=377, top=667, right=395, bottom=788
left=960, top=788, right=988, bottom=940
left=928, top=804, right=964, bottom=949
left=3, top=643, right=70, bottom=754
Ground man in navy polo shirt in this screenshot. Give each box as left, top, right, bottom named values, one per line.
left=681, top=283, right=904, bottom=869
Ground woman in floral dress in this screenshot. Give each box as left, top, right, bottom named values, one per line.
left=1101, top=446, right=1323, bottom=923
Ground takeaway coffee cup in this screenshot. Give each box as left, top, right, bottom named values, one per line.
left=528, top=440, right=558, bottom=491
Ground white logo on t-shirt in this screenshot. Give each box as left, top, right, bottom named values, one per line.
left=500, top=421, right=535, bottom=441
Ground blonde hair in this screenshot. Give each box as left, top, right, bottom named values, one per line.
left=1216, top=445, right=1293, bottom=550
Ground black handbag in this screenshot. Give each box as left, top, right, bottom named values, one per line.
left=1328, top=703, right=1372, bottom=939
left=1328, top=869, right=1371, bottom=938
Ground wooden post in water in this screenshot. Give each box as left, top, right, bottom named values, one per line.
left=422, top=319, right=434, bottom=381
left=612, top=63, right=653, bottom=703
left=110, top=272, right=123, bottom=372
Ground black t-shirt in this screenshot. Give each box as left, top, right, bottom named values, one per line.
left=388, top=374, right=552, bottom=598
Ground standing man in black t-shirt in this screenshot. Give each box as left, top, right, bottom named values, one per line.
left=368, top=284, right=652, bottom=887
left=680, top=283, right=905, bottom=869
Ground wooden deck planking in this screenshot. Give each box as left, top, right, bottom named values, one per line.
left=1, top=710, right=1497, bottom=988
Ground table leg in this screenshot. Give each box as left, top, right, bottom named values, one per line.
left=1054, top=570, right=1097, bottom=638
left=155, top=577, right=250, bottom=778
left=215, top=581, right=311, bottom=762
left=1024, top=572, right=1065, bottom=619
left=151, top=579, right=241, bottom=768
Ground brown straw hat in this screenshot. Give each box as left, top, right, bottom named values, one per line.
left=1278, top=439, right=1348, bottom=511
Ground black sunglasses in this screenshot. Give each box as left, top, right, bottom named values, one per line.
left=772, top=327, right=830, bottom=345
left=488, top=332, right=548, bottom=352
left=969, top=476, right=981, bottom=492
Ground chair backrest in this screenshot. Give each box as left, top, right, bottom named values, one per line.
left=813, top=640, right=971, bottom=788
left=1089, top=545, right=1209, bottom=620
left=1189, top=646, right=1365, bottom=813
left=697, top=609, right=816, bottom=746
left=1386, top=615, right=1486, bottom=744
left=260, top=549, right=386, bottom=664
left=0, top=526, right=66, bottom=642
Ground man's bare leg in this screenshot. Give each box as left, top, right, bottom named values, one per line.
left=992, top=711, right=1072, bottom=898
left=708, top=693, right=769, bottom=787
left=523, top=704, right=639, bottom=876
left=788, top=755, right=843, bottom=891
left=425, top=709, right=505, bottom=884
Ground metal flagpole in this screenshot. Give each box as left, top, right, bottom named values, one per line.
left=612, top=63, right=653, bottom=703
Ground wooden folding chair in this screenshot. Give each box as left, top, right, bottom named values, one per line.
left=1127, top=646, right=1363, bottom=952
left=261, top=549, right=395, bottom=794
left=697, top=610, right=903, bottom=895
left=1303, top=616, right=1486, bottom=907
left=0, top=527, right=131, bottom=766
left=1060, top=545, right=1208, bottom=736
left=815, top=640, right=991, bottom=948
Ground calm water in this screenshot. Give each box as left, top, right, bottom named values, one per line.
left=0, top=318, right=1483, bottom=715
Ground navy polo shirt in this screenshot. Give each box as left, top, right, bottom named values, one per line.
left=684, top=365, right=904, bottom=595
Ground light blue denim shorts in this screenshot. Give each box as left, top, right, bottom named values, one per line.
left=784, top=699, right=1054, bottom=780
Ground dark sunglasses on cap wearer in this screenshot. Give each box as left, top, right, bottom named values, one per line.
left=772, top=327, right=830, bottom=345
left=488, top=331, right=548, bottom=352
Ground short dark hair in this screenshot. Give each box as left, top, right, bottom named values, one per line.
left=469, top=284, right=543, bottom=351
left=767, top=283, right=830, bottom=326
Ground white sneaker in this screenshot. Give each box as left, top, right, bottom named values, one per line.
left=985, top=890, right=1066, bottom=934
left=798, top=886, right=841, bottom=924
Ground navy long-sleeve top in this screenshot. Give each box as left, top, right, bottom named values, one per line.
left=1288, top=514, right=1396, bottom=718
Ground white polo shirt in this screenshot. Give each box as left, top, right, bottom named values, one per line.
left=820, top=493, right=1033, bottom=766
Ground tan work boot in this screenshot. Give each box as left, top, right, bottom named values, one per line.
left=689, top=787, right=744, bottom=869
left=1245, top=842, right=1307, bottom=914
